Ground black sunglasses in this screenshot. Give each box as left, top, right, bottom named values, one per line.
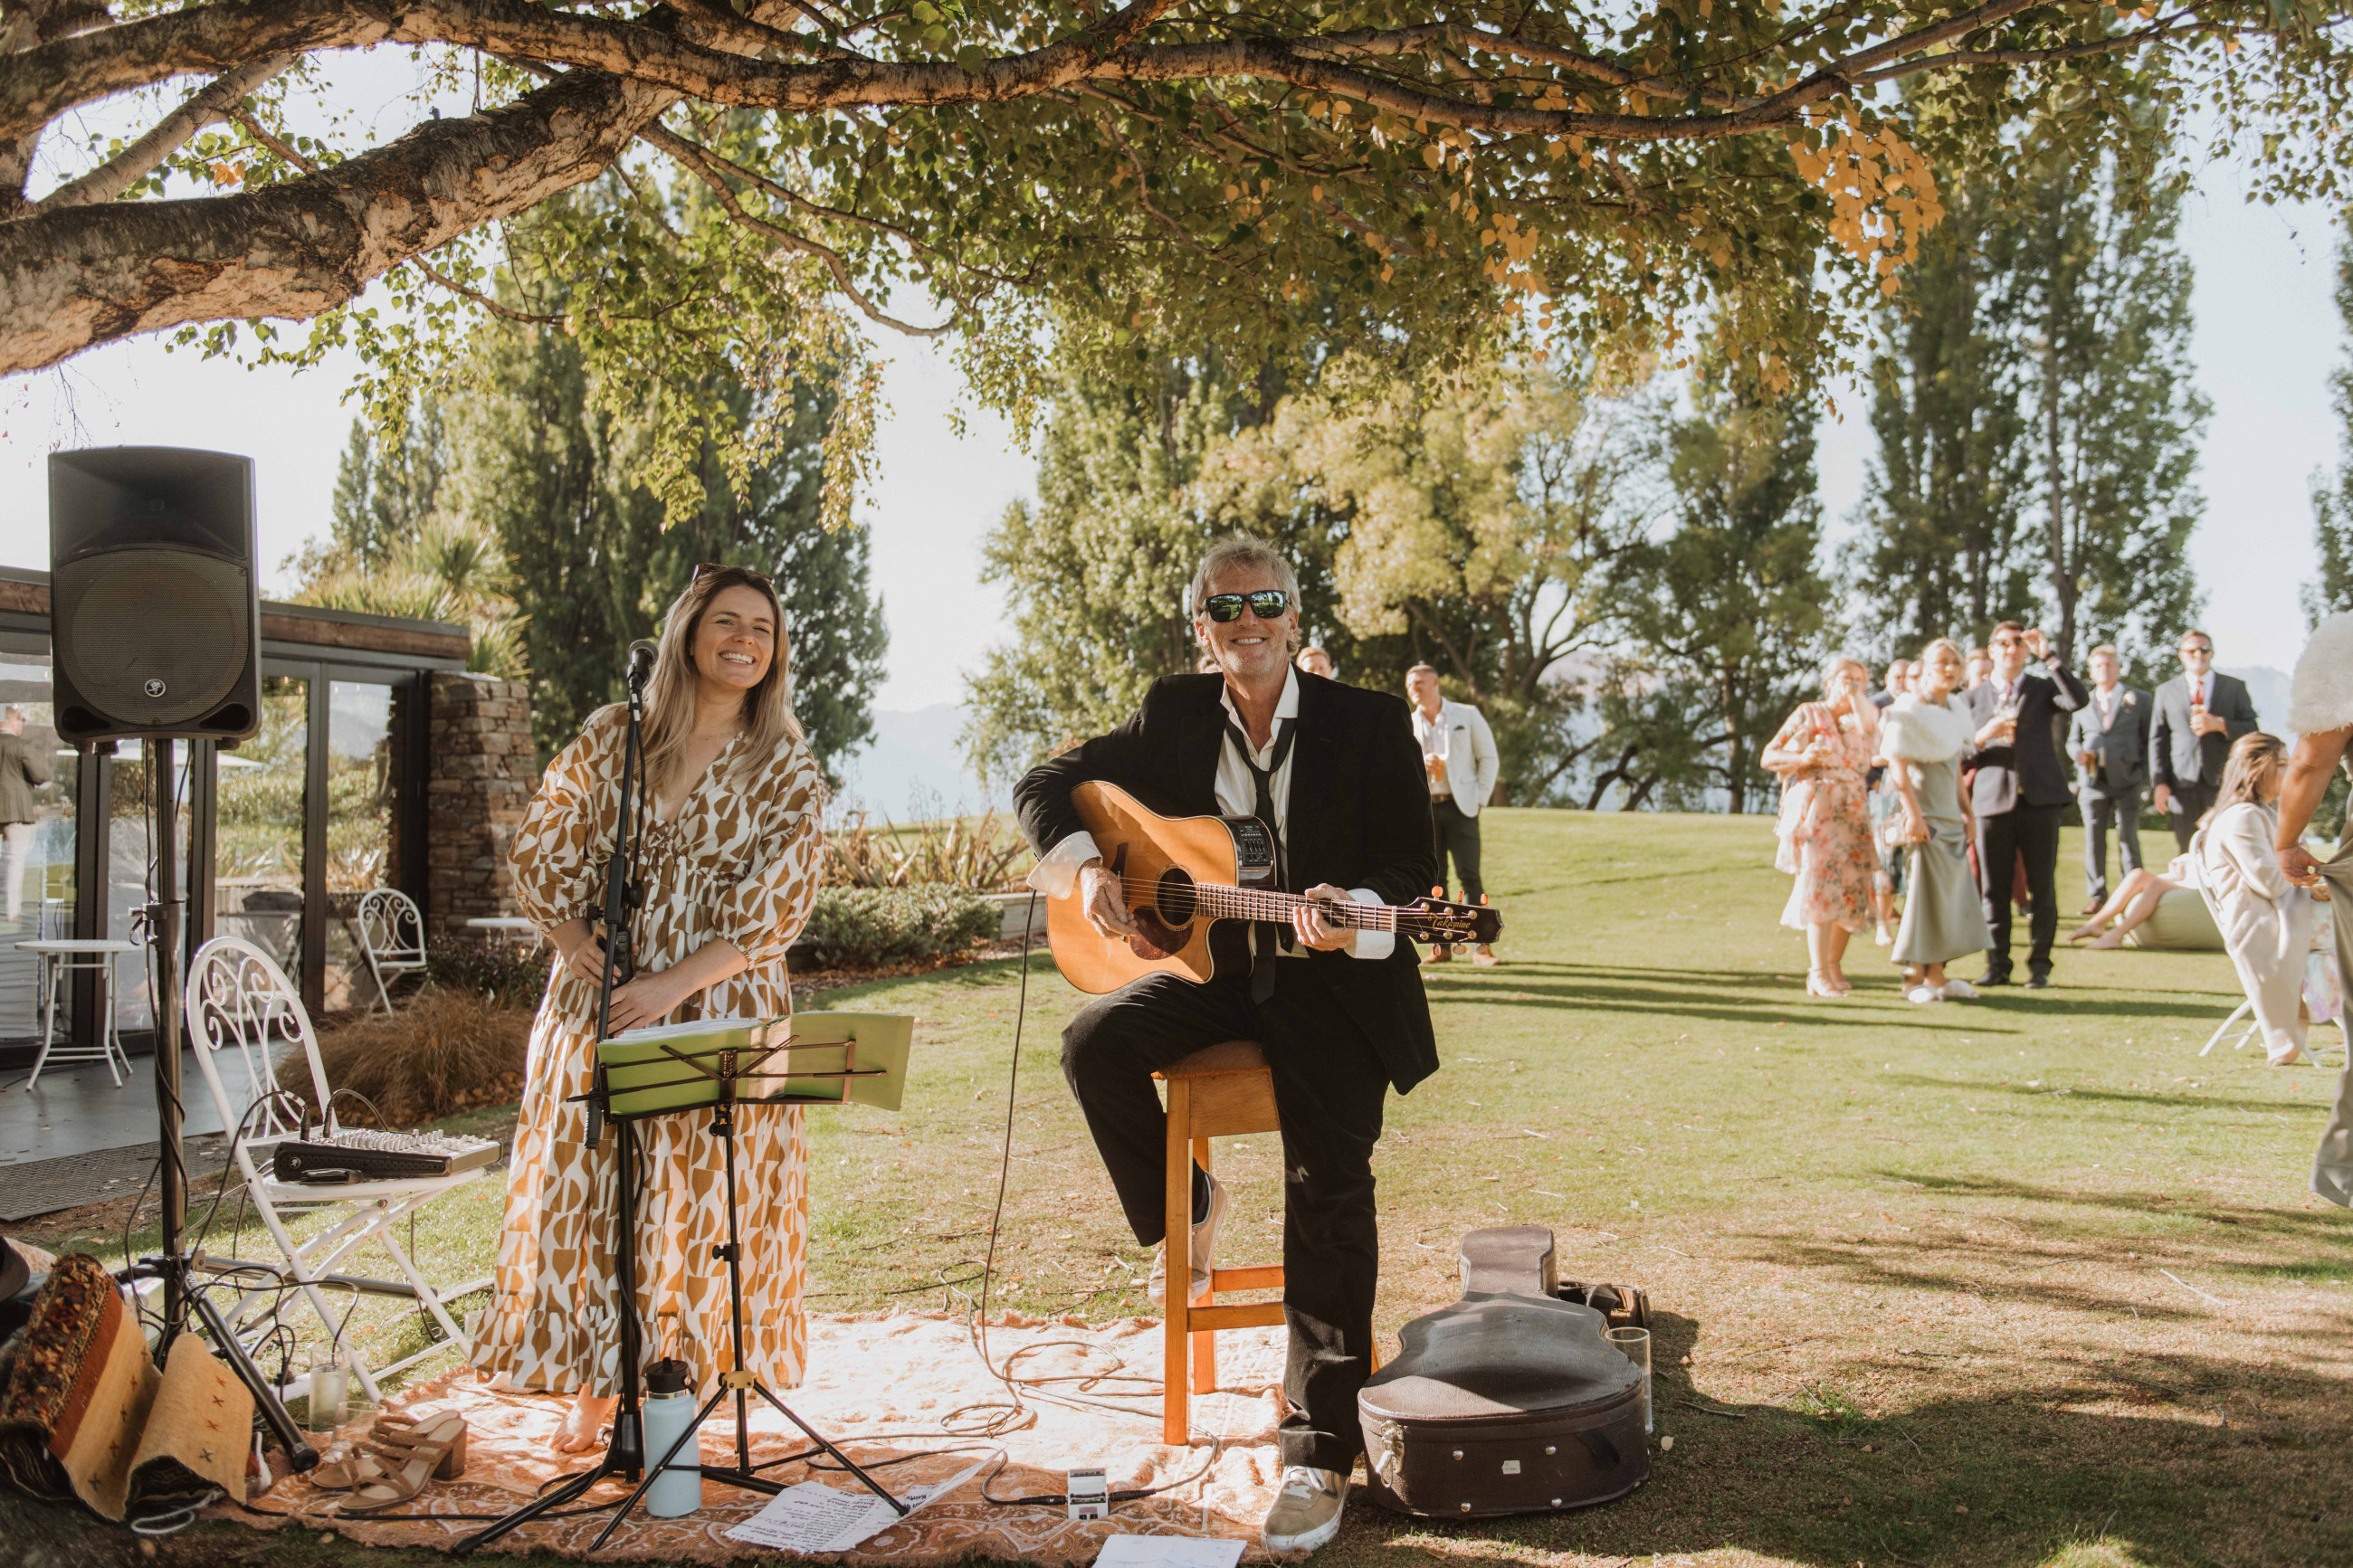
left=1202, top=590, right=1291, bottom=623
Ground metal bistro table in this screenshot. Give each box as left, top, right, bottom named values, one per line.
left=464, top=917, right=542, bottom=950
left=18, top=938, right=143, bottom=1090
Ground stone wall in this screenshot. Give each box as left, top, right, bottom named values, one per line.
left=425, top=671, right=536, bottom=936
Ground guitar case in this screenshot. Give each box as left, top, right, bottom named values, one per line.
left=1358, top=1225, right=1650, bottom=1517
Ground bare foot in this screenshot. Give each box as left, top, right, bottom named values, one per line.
left=2066, top=924, right=2103, bottom=943
left=2086, top=930, right=2126, bottom=951
left=552, top=1392, right=617, bottom=1454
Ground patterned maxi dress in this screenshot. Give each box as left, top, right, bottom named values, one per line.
left=472, top=707, right=824, bottom=1400
left=1768, top=701, right=1878, bottom=932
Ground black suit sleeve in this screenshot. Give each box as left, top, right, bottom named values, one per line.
left=2220, top=678, right=2261, bottom=741
left=2150, top=689, right=2178, bottom=790
left=1347, top=693, right=1440, bottom=908
left=1013, top=681, right=1168, bottom=857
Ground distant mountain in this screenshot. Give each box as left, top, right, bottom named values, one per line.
left=834, top=704, right=1005, bottom=818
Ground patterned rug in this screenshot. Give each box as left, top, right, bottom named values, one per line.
left=215, top=1309, right=1297, bottom=1561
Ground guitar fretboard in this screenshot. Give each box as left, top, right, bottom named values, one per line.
left=1113, top=877, right=1401, bottom=932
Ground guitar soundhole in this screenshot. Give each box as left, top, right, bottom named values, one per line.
left=1154, top=868, right=1199, bottom=926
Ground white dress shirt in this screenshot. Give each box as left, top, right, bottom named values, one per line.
left=1026, top=668, right=1392, bottom=959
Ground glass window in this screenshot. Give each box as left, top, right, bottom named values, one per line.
left=0, top=646, right=74, bottom=1043
left=213, top=675, right=310, bottom=988
left=323, top=679, right=401, bottom=1012
left=103, top=738, right=201, bottom=1034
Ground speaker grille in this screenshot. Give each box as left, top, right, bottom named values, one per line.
left=55, top=548, right=250, bottom=727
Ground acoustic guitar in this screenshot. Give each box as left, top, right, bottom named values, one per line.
left=1043, top=781, right=1503, bottom=995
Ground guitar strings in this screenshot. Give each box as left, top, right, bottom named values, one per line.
left=1091, top=875, right=1480, bottom=935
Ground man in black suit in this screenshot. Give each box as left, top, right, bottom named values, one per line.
left=1961, top=622, right=2089, bottom=988
left=2066, top=643, right=2152, bottom=912
left=1015, top=537, right=1436, bottom=1554
left=2150, top=629, right=2262, bottom=851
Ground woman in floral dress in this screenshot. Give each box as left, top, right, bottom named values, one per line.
left=472, top=565, right=824, bottom=1451
left=1763, top=655, right=1881, bottom=996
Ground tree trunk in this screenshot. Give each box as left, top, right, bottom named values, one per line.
left=2041, top=327, right=2077, bottom=665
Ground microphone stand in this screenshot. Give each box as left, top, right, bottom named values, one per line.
left=458, top=660, right=652, bottom=1554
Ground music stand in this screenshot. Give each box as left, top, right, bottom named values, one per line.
left=585, top=1014, right=912, bottom=1550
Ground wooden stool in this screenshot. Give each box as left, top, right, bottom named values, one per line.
left=1155, top=1040, right=1286, bottom=1445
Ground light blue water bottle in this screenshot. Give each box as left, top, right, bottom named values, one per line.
left=641, top=1358, right=702, bottom=1517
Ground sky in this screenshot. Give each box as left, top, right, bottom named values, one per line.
left=0, top=147, right=2339, bottom=713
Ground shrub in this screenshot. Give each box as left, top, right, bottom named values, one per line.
left=795, top=885, right=1000, bottom=971
left=822, top=803, right=1031, bottom=892
left=286, top=986, right=532, bottom=1126
left=424, top=935, right=554, bottom=1007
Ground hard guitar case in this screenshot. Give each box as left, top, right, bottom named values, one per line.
left=1358, top=1225, right=1650, bottom=1517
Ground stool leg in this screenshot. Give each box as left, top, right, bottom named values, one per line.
left=1190, top=1134, right=1215, bottom=1396
left=102, top=956, right=125, bottom=1087
left=1163, top=1078, right=1192, bottom=1446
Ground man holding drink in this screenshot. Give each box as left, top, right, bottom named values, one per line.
left=2151, top=630, right=2262, bottom=852
left=1961, top=623, right=2089, bottom=989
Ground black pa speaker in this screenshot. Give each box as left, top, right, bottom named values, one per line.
left=47, top=446, right=262, bottom=747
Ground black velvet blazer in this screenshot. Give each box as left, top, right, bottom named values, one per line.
left=1015, top=672, right=1442, bottom=1093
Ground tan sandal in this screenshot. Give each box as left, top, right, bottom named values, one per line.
left=333, top=1414, right=469, bottom=1510
left=309, top=1410, right=464, bottom=1492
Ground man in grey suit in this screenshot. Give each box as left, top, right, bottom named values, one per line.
left=2066, top=645, right=2150, bottom=914
left=2149, top=629, right=2261, bottom=852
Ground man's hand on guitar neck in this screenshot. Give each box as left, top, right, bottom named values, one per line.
left=1292, top=884, right=1357, bottom=952
left=1077, top=859, right=1136, bottom=938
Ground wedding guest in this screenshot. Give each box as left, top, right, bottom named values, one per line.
left=2194, top=733, right=2324, bottom=1067
left=2275, top=611, right=2353, bottom=1204
left=2068, top=855, right=2198, bottom=949
left=1762, top=656, right=1881, bottom=996
left=1965, top=647, right=1994, bottom=691
left=1872, top=659, right=1913, bottom=711
left=1881, top=640, right=1989, bottom=1003
left=1406, top=664, right=1500, bottom=965
left=1961, top=622, right=2088, bottom=988
left=1868, top=765, right=1904, bottom=946
left=2068, top=644, right=2151, bottom=916
left=2151, top=629, right=2261, bottom=852
left=1298, top=647, right=1336, bottom=679
left=0, top=706, right=48, bottom=930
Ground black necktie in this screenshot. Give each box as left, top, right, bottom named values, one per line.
left=1227, top=718, right=1298, bottom=1003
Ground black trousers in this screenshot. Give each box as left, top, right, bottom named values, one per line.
left=2080, top=790, right=2144, bottom=901
left=1977, top=802, right=2063, bottom=979
left=2165, top=781, right=2218, bottom=852
left=1061, top=963, right=1387, bottom=1471
left=1432, top=796, right=1484, bottom=904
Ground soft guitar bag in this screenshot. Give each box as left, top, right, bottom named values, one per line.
left=1358, top=1225, right=1650, bottom=1517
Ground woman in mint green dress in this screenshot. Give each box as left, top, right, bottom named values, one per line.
left=1881, top=639, right=1989, bottom=1003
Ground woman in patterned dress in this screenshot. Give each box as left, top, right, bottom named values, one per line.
left=1762, top=655, right=1881, bottom=996
left=472, top=565, right=824, bottom=1452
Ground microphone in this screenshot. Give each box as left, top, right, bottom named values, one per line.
left=625, top=639, right=659, bottom=694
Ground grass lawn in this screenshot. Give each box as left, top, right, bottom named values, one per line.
left=12, top=809, right=2349, bottom=1567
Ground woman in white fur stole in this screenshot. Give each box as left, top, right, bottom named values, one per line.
left=2276, top=611, right=2353, bottom=1204
left=1880, top=639, right=1992, bottom=1003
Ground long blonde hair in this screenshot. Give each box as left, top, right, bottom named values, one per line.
left=2200, top=731, right=2285, bottom=828
left=640, top=566, right=803, bottom=795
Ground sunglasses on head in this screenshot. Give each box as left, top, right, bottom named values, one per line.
left=1202, top=590, right=1291, bottom=623
left=693, top=561, right=775, bottom=590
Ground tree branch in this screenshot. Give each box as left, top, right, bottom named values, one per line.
left=0, top=65, right=672, bottom=374
left=34, top=54, right=296, bottom=213
left=640, top=119, right=955, bottom=337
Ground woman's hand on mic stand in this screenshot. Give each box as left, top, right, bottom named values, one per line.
left=605, top=969, right=700, bottom=1034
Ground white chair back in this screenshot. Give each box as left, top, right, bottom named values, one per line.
left=357, top=887, right=426, bottom=967
left=185, top=936, right=335, bottom=1150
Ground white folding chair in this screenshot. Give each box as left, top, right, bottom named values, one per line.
left=355, top=887, right=428, bottom=1014
left=184, top=936, right=491, bottom=1402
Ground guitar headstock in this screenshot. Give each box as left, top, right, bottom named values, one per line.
left=1405, top=896, right=1503, bottom=946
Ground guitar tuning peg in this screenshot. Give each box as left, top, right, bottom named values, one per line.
left=1431, top=884, right=1443, bottom=898
left=1480, top=894, right=1490, bottom=906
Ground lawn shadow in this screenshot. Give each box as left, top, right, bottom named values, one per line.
left=1881, top=1072, right=2299, bottom=1116
left=1329, top=1350, right=2353, bottom=1568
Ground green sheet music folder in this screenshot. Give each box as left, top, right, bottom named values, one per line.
left=594, top=1012, right=912, bottom=1119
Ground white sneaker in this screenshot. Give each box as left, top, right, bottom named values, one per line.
left=1905, top=984, right=1943, bottom=1005
left=1146, top=1171, right=1226, bottom=1306
left=1262, top=1465, right=1348, bottom=1553
left=1939, top=979, right=1978, bottom=1001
